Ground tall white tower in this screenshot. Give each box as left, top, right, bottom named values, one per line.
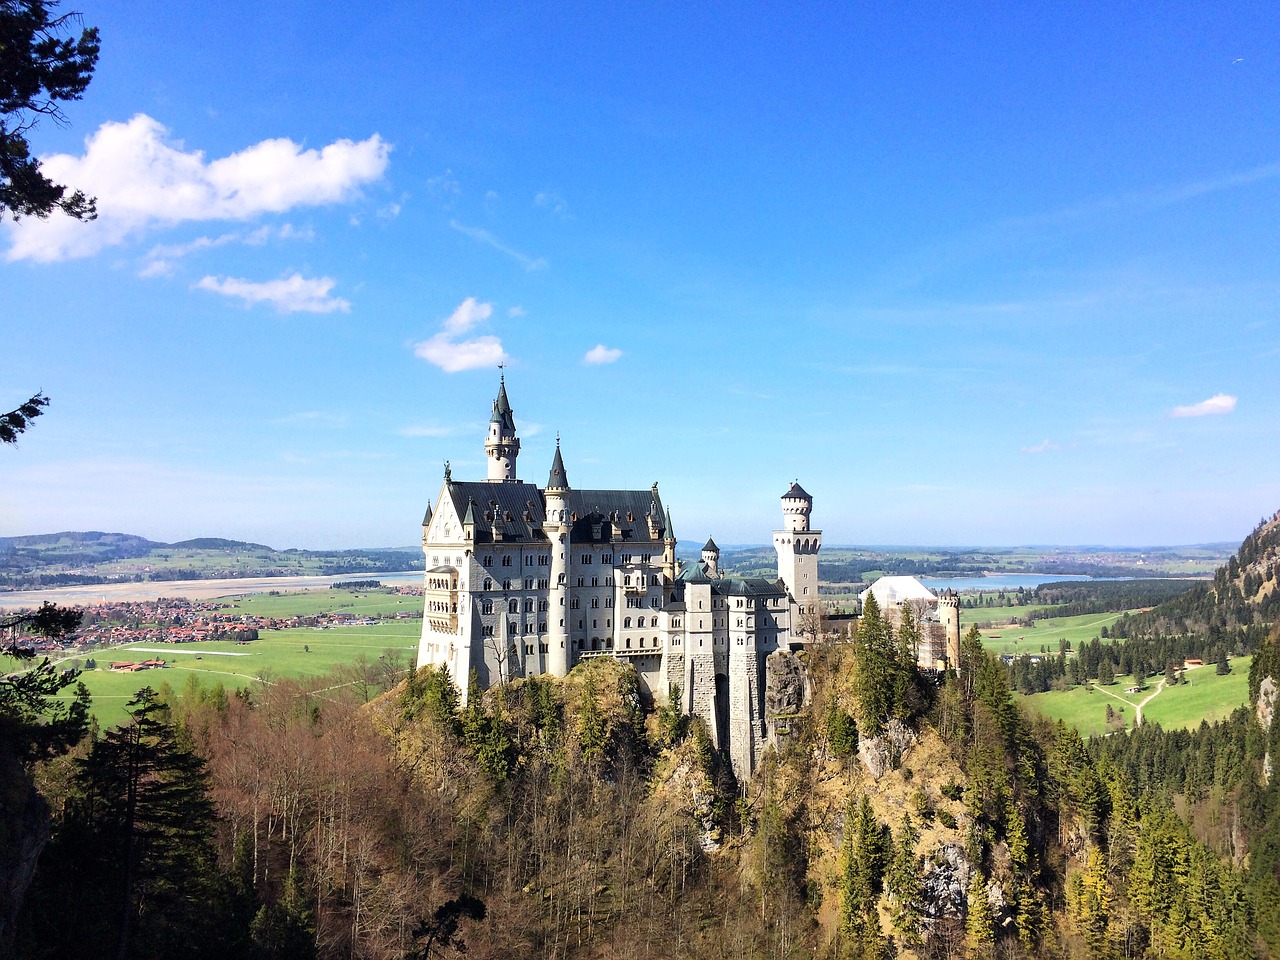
left=544, top=441, right=571, bottom=676
left=484, top=376, right=520, bottom=481
left=773, top=481, right=822, bottom=625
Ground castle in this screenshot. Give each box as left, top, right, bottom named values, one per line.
left=415, top=379, right=819, bottom=777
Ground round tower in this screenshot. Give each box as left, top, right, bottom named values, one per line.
left=780, top=480, right=813, bottom=532
left=485, top=376, right=520, bottom=481
left=701, top=538, right=720, bottom=579
left=938, top=589, right=961, bottom=669
left=544, top=440, right=571, bottom=676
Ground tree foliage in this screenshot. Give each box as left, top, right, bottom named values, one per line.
left=0, top=0, right=99, bottom=220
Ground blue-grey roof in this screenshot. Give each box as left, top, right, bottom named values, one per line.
left=547, top=444, right=569, bottom=489
left=490, top=378, right=516, bottom=431
left=782, top=481, right=812, bottom=501
left=702, top=537, right=719, bottom=553
left=716, top=577, right=787, bottom=598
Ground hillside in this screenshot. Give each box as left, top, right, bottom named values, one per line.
left=1110, top=509, right=1280, bottom=643
left=0, top=530, right=423, bottom=589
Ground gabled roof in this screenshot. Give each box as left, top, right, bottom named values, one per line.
left=566, top=489, right=665, bottom=545
left=782, top=481, right=812, bottom=501
left=715, top=577, right=787, bottom=598
left=442, top=481, right=547, bottom=543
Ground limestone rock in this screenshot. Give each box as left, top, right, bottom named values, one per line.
left=858, top=719, right=918, bottom=780
left=919, top=843, right=972, bottom=919
left=765, top=650, right=808, bottom=718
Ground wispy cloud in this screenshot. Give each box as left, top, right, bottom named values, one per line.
left=449, top=219, right=546, bottom=271
left=583, top=344, right=623, bottom=365
left=535, top=190, right=571, bottom=219
left=412, top=297, right=508, bottom=373
left=140, top=223, right=312, bottom=276
left=1169, top=394, right=1237, bottom=418
left=1020, top=439, right=1060, bottom=454
left=196, top=273, right=350, bottom=313
left=507, top=305, right=525, bottom=318
left=5, top=114, right=389, bottom=262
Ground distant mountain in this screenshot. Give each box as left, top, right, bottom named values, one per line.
left=0, top=530, right=423, bottom=590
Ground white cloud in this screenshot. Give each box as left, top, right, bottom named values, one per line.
left=414, top=332, right=506, bottom=373
left=5, top=114, right=389, bottom=262
left=196, top=273, right=350, bottom=313
left=140, top=223, right=313, bottom=277
left=1020, top=439, right=1060, bottom=454
left=507, top=305, right=525, bottom=318
left=442, top=297, right=493, bottom=335
left=1170, top=394, right=1238, bottom=418
left=449, top=219, right=546, bottom=271
left=583, top=344, right=623, bottom=365
left=412, top=298, right=508, bottom=373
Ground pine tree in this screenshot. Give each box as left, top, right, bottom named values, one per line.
left=965, top=871, right=995, bottom=959
left=886, top=814, right=922, bottom=945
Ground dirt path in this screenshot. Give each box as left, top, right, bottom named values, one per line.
left=1094, top=676, right=1166, bottom=726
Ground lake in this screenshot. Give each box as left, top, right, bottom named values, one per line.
left=919, top=573, right=1127, bottom=592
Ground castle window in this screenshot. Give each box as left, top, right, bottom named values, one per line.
left=483, top=625, right=494, bottom=637
left=605, top=597, right=613, bottom=608
left=502, top=556, right=512, bottom=567
left=539, top=578, right=548, bottom=589
left=650, top=575, right=658, bottom=586
left=624, top=575, right=631, bottom=587
left=602, top=553, right=612, bottom=564
left=591, top=598, right=599, bottom=609
left=539, top=622, right=546, bottom=632
left=622, top=554, right=632, bottom=564
left=625, top=617, right=632, bottom=628
left=483, top=578, right=492, bottom=590
left=571, top=598, right=580, bottom=609
left=577, top=577, right=584, bottom=587
left=482, top=600, right=493, bottom=615
left=538, top=554, right=548, bottom=565
left=605, top=576, right=613, bottom=586
left=484, top=555, right=493, bottom=566
left=503, top=579, right=511, bottom=590
left=526, top=555, right=533, bottom=565
left=509, top=624, right=517, bottom=636
left=525, top=578, right=533, bottom=589
left=509, top=600, right=518, bottom=614
left=626, top=639, right=631, bottom=649
left=650, top=597, right=660, bottom=608
left=803, top=587, right=809, bottom=595
left=525, top=644, right=533, bottom=655
left=581, top=554, right=592, bottom=564
left=432, top=556, right=439, bottom=566
left=524, top=599, right=534, bottom=612
left=592, top=577, right=599, bottom=587
left=539, top=599, right=548, bottom=612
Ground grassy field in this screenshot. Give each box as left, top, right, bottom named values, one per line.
left=3, top=589, right=422, bottom=729
left=972, top=610, right=1129, bottom=656
left=1020, top=657, right=1252, bottom=738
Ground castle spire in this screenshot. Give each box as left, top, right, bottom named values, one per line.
left=547, top=437, right=569, bottom=490
left=484, top=375, right=520, bottom=481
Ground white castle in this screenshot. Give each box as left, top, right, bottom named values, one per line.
left=416, top=379, right=820, bottom=777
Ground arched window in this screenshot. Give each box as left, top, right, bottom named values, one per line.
left=483, top=578, right=492, bottom=590
left=509, top=599, right=519, bottom=613
left=624, top=617, right=632, bottom=628
left=482, top=600, right=492, bottom=615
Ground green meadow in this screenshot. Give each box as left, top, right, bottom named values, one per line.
left=4, top=589, right=422, bottom=729
left=1020, top=657, right=1252, bottom=738
left=972, top=610, right=1129, bottom=656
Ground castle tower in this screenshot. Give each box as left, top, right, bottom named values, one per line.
left=938, top=589, right=961, bottom=669
left=484, top=376, right=520, bottom=481
left=773, top=481, right=822, bottom=628
left=544, top=441, right=571, bottom=676
left=662, top=506, right=677, bottom=579
left=701, top=538, right=721, bottom=579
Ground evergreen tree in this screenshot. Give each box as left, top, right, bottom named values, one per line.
left=964, top=871, right=995, bottom=960
left=885, top=814, right=922, bottom=945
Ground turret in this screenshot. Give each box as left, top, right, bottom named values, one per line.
left=938, top=589, right=961, bottom=669
left=701, top=537, right=720, bottom=579
left=662, top=506, right=677, bottom=578
left=780, top=481, right=813, bottom=532
left=485, top=376, right=521, bottom=481
left=544, top=440, right=570, bottom=676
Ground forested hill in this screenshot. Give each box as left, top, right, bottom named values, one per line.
left=0, top=530, right=423, bottom=588
left=1110, top=509, right=1280, bottom=643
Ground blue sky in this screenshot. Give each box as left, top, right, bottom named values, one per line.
left=3, top=2, right=1279, bottom=549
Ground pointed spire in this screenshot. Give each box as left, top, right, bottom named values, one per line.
left=490, top=374, right=515, bottom=429
left=547, top=437, right=569, bottom=490
left=463, top=497, right=476, bottom=526
left=703, top=537, right=719, bottom=553
left=422, top=503, right=433, bottom=526
left=664, top=506, right=675, bottom=542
